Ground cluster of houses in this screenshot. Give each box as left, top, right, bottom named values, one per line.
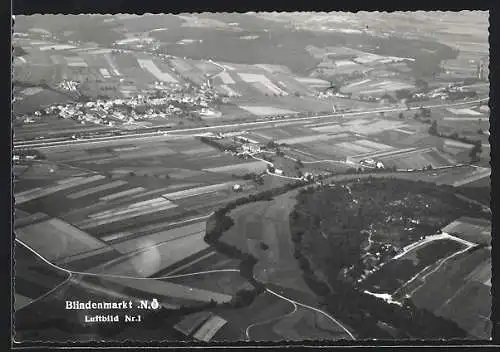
left=30, top=81, right=222, bottom=127
left=57, top=80, right=79, bottom=92
left=412, top=83, right=478, bottom=102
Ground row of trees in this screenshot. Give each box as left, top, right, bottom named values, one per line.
left=199, top=136, right=238, bottom=153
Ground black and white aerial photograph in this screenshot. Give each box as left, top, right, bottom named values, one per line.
left=12, top=11, right=491, bottom=343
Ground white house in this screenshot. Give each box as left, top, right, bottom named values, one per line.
left=242, top=144, right=261, bottom=154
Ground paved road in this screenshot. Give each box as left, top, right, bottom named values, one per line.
left=14, top=98, right=488, bottom=150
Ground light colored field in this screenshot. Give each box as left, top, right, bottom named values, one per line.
left=111, top=221, right=206, bottom=254
left=65, top=56, right=88, bottom=67
left=252, top=81, right=281, bottom=96
left=353, top=146, right=419, bottom=160
left=168, top=169, right=206, bottom=179
left=67, top=180, right=128, bottom=199
left=276, top=133, right=349, bottom=145
left=344, top=119, right=372, bottom=126
left=102, top=276, right=232, bottom=304
left=99, top=68, right=111, bottom=78
left=343, top=79, right=371, bottom=90
left=104, top=54, right=121, bottom=76
left=14, top=294, right=33, bottom=311
left=112, top=146, right=139, bottom=152
left=335, top=142, right=374, bottom=154
left=442, top=218, right=491, bottom=245
left=294, top=77, right=330, bottom=86
left=171, top=58, right=193, bottom=73
left=97, top=232, right=211, bottom=278
left=452, top=167, right=491, bottom=187
left=446, top=108, right=483, bottom=116
left=219, top=84, right=240, bottom=97
left=203, top=161, right=267, bottom=174
left=352, top=120, right=407, bottom=135
left=238, top=73, right=287, bottom=95
left=39, top=44, right=77, bottom=51
left=115, top=38, right=142, bottom=45
left=310, top=125, right=345, bottom=134
left=99, top=187, right=146, bottom=201
left=392, top=128, right=415, bottom=135
left=193, top=315, right=227, bottom=342
left=239, top=106, right=297, bottom=116
left=180, top=147, right=217, bottom=156
left=354, top=139, right=394, bottom=151
left=112, top=147, right=177, bottom=161
left=15, top=175, right=106, bottom=205
left=21, top=87, right=44, bottom=96
left=85, top=49, right=113, bottom=55
left=380, top=151, right=444, bottom=169
left=14, top=57, right=27, bottom=65
left=88, top=197, right=172, bottom=220
left=137, top=59, right=177, bottom=83
left=78, top=200, right=178, bottom=230
left=217, top=71, right=235, bottom=84
left=444, top=139, right=473, bottom=149
left=24, top=40, right=54, bottom=46
left=444, top=117, right=484, bottom=121
left=163, top=182, right=237, bottom=200
left=16, top=218, right=107, bottom=261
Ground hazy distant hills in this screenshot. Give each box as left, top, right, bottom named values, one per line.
left=13, top=13, right=472, bottom=78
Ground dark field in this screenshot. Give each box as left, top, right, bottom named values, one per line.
left=361, top=239, right=467, bottom=294
left=408, top=247, right=491, bottom=339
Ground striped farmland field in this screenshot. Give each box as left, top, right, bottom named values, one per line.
left=77, top=197, right=178, bottom=229
left=162, top=182, right=238, bottom=200
left=335, top=142, right=374, bottom=154
left=137, top=59, right=177, bottom=83
left=193, top=315, right=228, bottom=342
left=92, top=233, right=211, bottom=278
left=354, top=139, right=394, bottom=151
left=203, top=161, right=267, bottom=175
left=99, top=187, right=146, bottom=201
left=310, top=125, right=346, bottom=134
left=67, top=180, right=128, bottom=199
left=278, top=133, right=350, bottom=145
left=175, top=312, right=214, bottom=336
left=452, top=167, right=491, bottom=187
left=15, top=175, right=106, bottom=205
left=111, top=221, right=206, bottom=254
left=217, top=71, right=235, bottom=84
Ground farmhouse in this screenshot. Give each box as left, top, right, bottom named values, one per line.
left=242, top=143, right=261, bottom=154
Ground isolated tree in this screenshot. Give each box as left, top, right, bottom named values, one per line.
left=415, top=78, right=429, bottom=91
left=469, top=140, right=482, bottom=162
left=429, top=120, right=438, bottom=135
left=398, top=112, right=404, bottom=120
left=296, top=158, right=304, bottom=168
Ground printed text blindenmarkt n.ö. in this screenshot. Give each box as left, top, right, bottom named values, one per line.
left=65, top=299, right=161, bottom=323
